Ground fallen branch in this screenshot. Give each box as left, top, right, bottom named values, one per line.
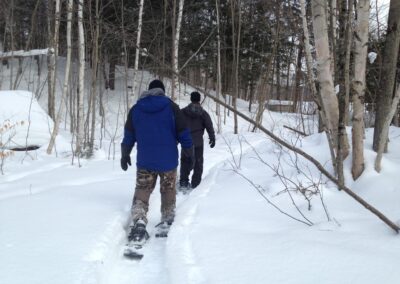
left=0, top=48, right=49, bottom=59
left=283, top=125, right=308, bottom=136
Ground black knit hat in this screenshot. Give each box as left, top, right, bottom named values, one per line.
left=148, top=79, right=165, bottom=92
left=190, top=91, right=201, bottom=102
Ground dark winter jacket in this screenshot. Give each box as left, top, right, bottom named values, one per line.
left=182, top=103, right=215, bottom=147
left=122, top=88, right=193, bottom=172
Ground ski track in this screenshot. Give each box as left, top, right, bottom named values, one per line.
left=85, top=137, right=267, bottom=284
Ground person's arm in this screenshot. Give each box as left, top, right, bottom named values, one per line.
left=122, top=108, right=136, bottom=149
left=203, top=111, right=215, bottom=147
left=171, top=102, right=192, bottom=148
left=121, top=108, right=136, bottom=171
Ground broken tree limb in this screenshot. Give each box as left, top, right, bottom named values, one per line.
left=0, top=48, right=48, bottom=59
left=283, top=125, right=308, bottom=136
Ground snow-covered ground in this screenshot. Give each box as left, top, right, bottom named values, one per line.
left=1, top=57, right=400, bottom=284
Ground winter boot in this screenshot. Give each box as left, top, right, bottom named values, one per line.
left=155, top=220, right=173, bottom=238
left=128, top=219, right=149, bottom=244
left=178, top=181, right=192, bottom=193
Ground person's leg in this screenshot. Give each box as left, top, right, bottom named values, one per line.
left=191, top=146, right=204, bottom=188
left=159, top=169, right=177, bottom=223
left=179, top=150, right=191, bottom=187
left=131, top=168, right=157, bottom=225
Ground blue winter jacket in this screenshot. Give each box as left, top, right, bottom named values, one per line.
left=122, top=88, right=193, bottom=172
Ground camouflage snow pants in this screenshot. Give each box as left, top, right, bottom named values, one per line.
left=131, top=168, right=177, bottom=225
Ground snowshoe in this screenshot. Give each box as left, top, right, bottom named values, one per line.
left=155, top=221, right=173, bottom=238
left=123, top=220, right=149, bottom=260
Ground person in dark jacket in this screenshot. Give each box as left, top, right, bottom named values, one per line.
left=179, top=91, right=215, bottom=191
left=121, top=79, right=194, bottom=242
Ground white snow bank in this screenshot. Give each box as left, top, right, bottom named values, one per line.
left=0, top=90, right=53, bottom=149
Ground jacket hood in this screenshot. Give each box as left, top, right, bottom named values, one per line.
left=137, top=88, right=170, bottom=113
left=183, top=103, right=204, bottom=118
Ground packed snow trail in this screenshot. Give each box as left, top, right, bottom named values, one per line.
left=93, top=136, right=266, bottom=284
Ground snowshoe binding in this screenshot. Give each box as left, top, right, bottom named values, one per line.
left=123, top=220, right=149, bottom=260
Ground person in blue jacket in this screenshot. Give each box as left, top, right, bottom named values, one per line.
left=120, top=79, right=194, bottom=242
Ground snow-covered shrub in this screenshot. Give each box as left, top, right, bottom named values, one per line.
left=0, top=120, right=23, bottom=174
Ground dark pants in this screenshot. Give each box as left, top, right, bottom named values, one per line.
left=180, top=145, right=204, bottom=188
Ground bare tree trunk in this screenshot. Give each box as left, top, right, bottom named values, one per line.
left=300, top=0, right=318, bottom=106
left=311, top=0, right=339, bottom=152
left=171, top=0, right=184, bottom=100
left=215, top=0, right=222, bottom=134
left=120, top=0, right=129, bottom=114
left=375, top=85, right=400, bottom=172
left=305, top=0, right=337, bottom=171
left=373, top=0, right=400, bottom=152
left=161, top=0, right=168, bottom=80
left=230, top=0, right=240, bottom=134
left=328, top=0, right=337, bottom=76
left=47, top=0, right=60, bottom=121
left=351, top=0, right=369, bottom=180
left=253, top=2, right=281, bottom=131
left=47, top=0, right=73, bottom=155
left=292, top=44, right=303, bottom=113
left=109, top=56, right=116, bottom=91
left=336, top=0, right=352, bottom=187
left=76, top=0, right=85, bottom=157
left=88, top=0, right=100, bottom=155
left=132, top=0, right=144, bottom=102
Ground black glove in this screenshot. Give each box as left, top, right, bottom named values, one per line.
left=120, top=144, right=133, bottom=171
left=182, top=146, right=195, bottom=170
left=209, top=138, right=215, bottom=148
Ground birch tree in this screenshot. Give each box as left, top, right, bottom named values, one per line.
left=47, top=0, right=73, bottom=155
left=300, top=0, right=336, bottom=168
left=311, top=0, right=339, bottom=152
left=171, top=0, right=184, bottom=100
left=76, top=0, right=85, bottom=156
left=132, top=0, right=144, bottom=102
left=351, top=0, right=369, bottom=180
